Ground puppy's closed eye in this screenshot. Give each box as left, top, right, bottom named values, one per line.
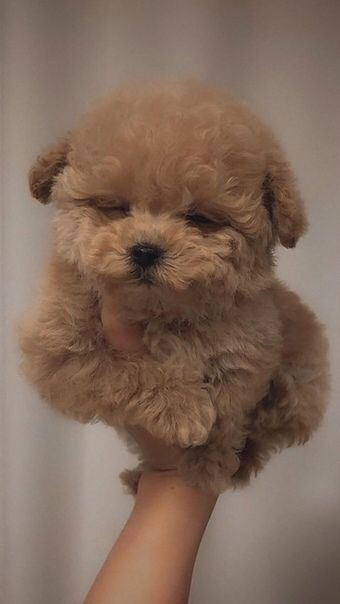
left=185, top=212, right=215, bottom=226
left=185, top=212, right=228, bottom=231
left=97, top=204, right=130, bottom=219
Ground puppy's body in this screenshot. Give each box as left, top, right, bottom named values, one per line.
left=20, top=82, right=329, bottom=493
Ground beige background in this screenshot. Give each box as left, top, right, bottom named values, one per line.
left=1, top=1, right=340, bottom=603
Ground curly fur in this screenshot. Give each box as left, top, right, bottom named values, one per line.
left=19, top=81, right=329, bottom=494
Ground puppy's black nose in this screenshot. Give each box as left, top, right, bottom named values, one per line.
left=130, top=243, right=163, bottom=269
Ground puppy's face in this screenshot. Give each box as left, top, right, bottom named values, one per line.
left=30, top=83, right=307, bottom=318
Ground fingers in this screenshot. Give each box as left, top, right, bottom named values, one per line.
left=100, top=297, right=145, bottom=352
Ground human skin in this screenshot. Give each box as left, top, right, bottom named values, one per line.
left=84, top=470, right=217, bottom=604
left=84, top=301, right=217, bottom=604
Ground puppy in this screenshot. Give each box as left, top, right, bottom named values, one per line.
left=19, top=81, right=329, bottom=493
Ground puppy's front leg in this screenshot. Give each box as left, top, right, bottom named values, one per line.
left=177, top=425, right=240, bottom=494
left=175, top=352, right=275, bottom=493
left=125, top=365, right=216, bottom=448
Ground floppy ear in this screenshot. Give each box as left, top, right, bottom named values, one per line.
left=29, top=138, right=69, bottom=204
left=262, top=157, right=307, bottom=248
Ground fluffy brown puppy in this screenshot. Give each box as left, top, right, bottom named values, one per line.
left=19, top=81, right=329, bottom=493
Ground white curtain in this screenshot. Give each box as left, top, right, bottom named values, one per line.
left=1, top=2, right=340, bottom=603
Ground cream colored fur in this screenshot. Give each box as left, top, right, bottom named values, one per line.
left=19, top=81, right=329, bottom=493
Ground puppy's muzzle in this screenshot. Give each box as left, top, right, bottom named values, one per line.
left=129, top=242, right=164, bottom=270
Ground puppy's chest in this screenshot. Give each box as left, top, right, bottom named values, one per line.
left=142, top=319, right=230, bottom=368
left=140, top=302, right=282, bottom=383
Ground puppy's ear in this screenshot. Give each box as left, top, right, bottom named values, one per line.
left=262, top=157, right=307, bottom=248
left=29, top=138, right=69, bottom=204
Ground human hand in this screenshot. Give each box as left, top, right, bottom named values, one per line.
left=100, top=295, right=181, bottom=471
left=100, top=293, right=145, bottom=352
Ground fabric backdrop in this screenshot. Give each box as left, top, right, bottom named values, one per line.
left=1, top=2, right=340, bottom=603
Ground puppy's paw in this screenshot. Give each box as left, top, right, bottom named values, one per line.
left=169, top=407, right=215, bottom=447
left=179, top=443, right=240, bottom=494
left=148, top=388, right=216, bottom=448
left=120, top=464, right=144, bottom=495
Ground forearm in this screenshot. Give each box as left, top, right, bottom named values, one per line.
left=84, top=471, right=217, bottom=604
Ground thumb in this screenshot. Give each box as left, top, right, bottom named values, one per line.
left=101, top=298, right=145, bottom=352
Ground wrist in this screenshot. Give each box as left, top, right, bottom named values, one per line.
left=135, top=470, right=218, bottom=515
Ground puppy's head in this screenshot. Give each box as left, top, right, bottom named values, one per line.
left=29, top=81, right=307, bottom=318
